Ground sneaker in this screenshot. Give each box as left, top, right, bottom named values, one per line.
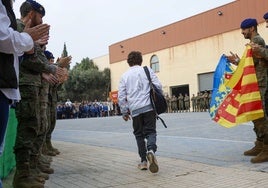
left=138, top=161, right=148, bottom=170
left=146, top=150, right=159, bottom=173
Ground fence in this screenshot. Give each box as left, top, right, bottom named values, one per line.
left=0, top=109, right=17, bottom=178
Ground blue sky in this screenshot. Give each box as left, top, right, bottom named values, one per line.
left=13, top=0, right=234, bottom=66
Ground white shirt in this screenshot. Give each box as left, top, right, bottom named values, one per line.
left=0, top=1, right=34, bottom=100
left=118, top=65, right=163, bottom=117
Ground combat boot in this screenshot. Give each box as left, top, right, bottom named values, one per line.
left=37, top=161, right=54, bottom=174
left=244, top=140, right=263, bottom=156
left=46, top=140, right=60, bottom=155
left=251, top=144, right=268, bottom=163
left=13, top=162, right=45, bottom=188
left=30, top=155, right=49, bottom=180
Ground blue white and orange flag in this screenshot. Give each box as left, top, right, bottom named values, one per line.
left=209, top=46, right=264, bottom=128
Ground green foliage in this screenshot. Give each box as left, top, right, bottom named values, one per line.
left=57, top=57, right=111, bottom=102
left=62, top=42, right=68, bottom=57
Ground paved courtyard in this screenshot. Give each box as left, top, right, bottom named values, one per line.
left=3, top=112, right=268, bottom=187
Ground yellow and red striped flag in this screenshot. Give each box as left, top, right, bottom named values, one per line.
left=210, top=46, right=264, bottom=128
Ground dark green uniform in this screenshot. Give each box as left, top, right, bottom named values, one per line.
left=191, top=94, right=196, bottom=112
left=14, top=19, right=57, bottom=172
left=178, top=94, right=184, bottom=112
left=251, top=34, right=268, bottom=144
left=184, top=94, right=190, bottom=112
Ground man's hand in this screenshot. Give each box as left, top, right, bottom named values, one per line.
left=35, top=34, right=49, bottom=46
left=122, top=114, right=131, bottom=121
left=226, top=51, right=240, bottom=65
left=249, top=42, right=263, bottom=58
left=42, top=73, right=58, bottom=84
left=57, top=67, right=69, bottom=83
left=23, top=19, right=50, bottom=41
left=57, top=56, right=72, bottom=68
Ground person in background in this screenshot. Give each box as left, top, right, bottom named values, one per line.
left=118, top=51, right=163, bottom=173
left=45, top=50, right=70, bottom=156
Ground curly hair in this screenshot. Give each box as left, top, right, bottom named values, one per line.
left=127, top=51, right=143, bottom=66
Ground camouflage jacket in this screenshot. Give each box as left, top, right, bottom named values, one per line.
left=17, top=19, right=57, bottom=86
left=252, top=34, right=267, bottom=88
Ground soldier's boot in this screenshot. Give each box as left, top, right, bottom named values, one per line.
left=244, top=140, right=263, bottom=156
left=41, top=142, right=48, bottom=155
left=40, top=154, right=52, bottom=165
left=46, top=140, right=60, bottom=155
left=13, top=163, right=45, bottom=188
left=251, top=144, right=268, bottom=163
left=37, top=161, right=54, bottom=174
left=30, top=155, right=49, bottom=180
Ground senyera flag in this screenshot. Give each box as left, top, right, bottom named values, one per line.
left=210, top=46, right=264, bottom=128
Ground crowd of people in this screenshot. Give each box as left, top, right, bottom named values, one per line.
left=165, top=91, right=212, bottom=113
left=0, top=0, right=70, bottom=187
left=57, top=91, right=211, bottom=121
left=1, top=0, right=268, bottom=187
left=56, top=99, right=120, bottom=119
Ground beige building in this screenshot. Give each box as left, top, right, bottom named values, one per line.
left=92, top=54, right=109, bottom=71
left=108, top=0, right=268, bottom=98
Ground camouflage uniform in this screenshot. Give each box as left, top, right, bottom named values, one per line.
left=46, top=83, right=59, bottom=154
left=250, top=34, right=268, bottom=145
left=14, top=19, right=57, bottom=178
left=191, top=94, right=196, bottom=112
left=177, top=94, right=184, bottom=113
left=199, top=93, right=206, bottom=112
left=171, top=95, right=178, bottom=113
left=195, top=92, right=201, bottom=112
left=242, top=34, right=268, bottom=163
left=37, top=48, right=51, bottom=156
left=184, top=94, right=190, bottom=112
left=165, top=95, right=171, bottom=113
left=203, top=91, right=209, bottom=111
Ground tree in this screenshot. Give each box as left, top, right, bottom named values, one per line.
left=57, top=57, right=111, bottom=103
left=62, top=42, right=68, bottom=57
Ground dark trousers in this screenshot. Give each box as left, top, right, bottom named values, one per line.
left=0, top=91, right=10, bottom=155
left=132, top=110, right=157, bottom=162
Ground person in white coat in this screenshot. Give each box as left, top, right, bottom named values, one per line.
left=118, top=51, right=163, bottom=173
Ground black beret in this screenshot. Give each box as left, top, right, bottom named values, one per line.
left=240, top=18, right=258, bottom=29
left=263, top=12, right=268, bottom=20
left=26, top=0, right=45, bottom=17
left=44, top=50, right=54, bottom=60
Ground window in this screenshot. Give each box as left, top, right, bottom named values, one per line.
left=150, top=55, right=159, bottom=72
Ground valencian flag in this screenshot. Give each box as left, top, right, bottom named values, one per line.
left=210, top=46, right=264, bottom=128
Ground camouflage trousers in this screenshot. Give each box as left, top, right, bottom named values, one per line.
left=253, top=86, right=268, bottom=144
left=46, top=99, right=57, bottom=142
left=14, top=85, right=41, bottom=164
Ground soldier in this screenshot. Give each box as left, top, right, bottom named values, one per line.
left=165, top=94, right=171, bottom=113
left=195, top=92, right=201, bottom=112
left=203, top=90, right=209, bottom=111
left=177, top=93, right=184, bottom=113
left=208, top=90, right=212, bottom=108
left=45, top=50, right=70, bottom=156
left=200, top=92, right=206, bottom=112
left=191, top=94, right=196, bottom=112
left=13, top=1, right=63, bottom=187
left=227, top=18, right=268, bottom=163
left=171, top=95, right=178, bottom=113
left=184, top=93, right=190, bottom=112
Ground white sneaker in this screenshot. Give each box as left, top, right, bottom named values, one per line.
left=146, top=150, right=159, bottom=173
left=138, top=161, right=148, bottom=170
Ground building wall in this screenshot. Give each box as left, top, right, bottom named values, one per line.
left=109, top=0, right=268, bottom=64
left=109, top=0, right=268, bottom=97
left=111, top=23, right=268, bottom=97
left=92, top=54, right=109, bottom=71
